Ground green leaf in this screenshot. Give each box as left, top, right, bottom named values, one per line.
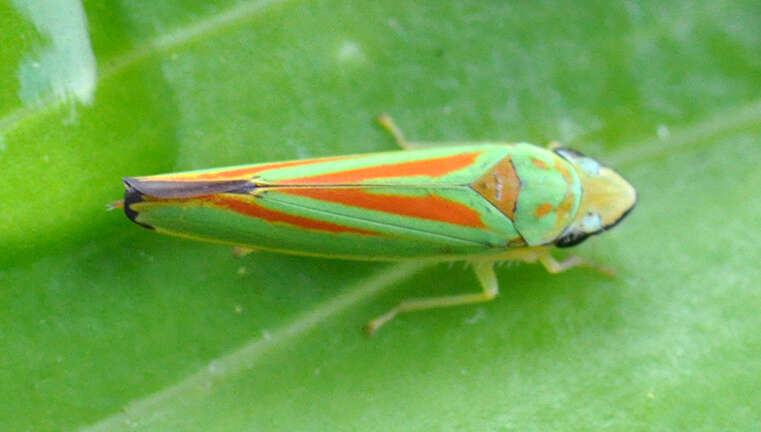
left=2, top=0, right=760, bottom=430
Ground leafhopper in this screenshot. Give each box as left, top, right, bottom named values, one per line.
left=120, top=115, right=636, bottom=334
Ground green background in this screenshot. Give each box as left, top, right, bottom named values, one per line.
left=2, top=0, right=761, bottom=430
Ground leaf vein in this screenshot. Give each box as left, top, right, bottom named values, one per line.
left=78, top=261, right=429, bottom=431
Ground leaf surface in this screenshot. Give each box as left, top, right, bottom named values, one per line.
left=1, top=0, right=760, bottom=430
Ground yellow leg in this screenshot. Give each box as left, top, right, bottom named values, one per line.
left=365, top=262, right=499, bottom=336
left=547, top=140, right=563, bottom=150
left=232, top=246, right=257, bottom=257
left=538, top=251, right=615, bottom=277
left=376, top=113, right=413, bottom=150
left=494, top=246, right=615, bottom=277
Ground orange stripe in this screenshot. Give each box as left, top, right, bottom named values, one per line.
left=279, top=152, right=482, bottom=184
left=281, top=188, right=486, bottom=228
left=532, top=158, right=549, bottom=169
left=535, top=202, right=553, bottom=218
left=202, top=195, right=378, bottom=235
left=147, top=156, right=352, bottom=181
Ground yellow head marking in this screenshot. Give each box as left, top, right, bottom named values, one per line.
left=553, top=149, right=637, bottom=247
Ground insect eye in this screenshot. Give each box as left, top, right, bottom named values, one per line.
left=579, top=212, right=602, bottom=232
left=553, top=148, right=601, bottom=175
left=577, top=157, right=601, bottom=175
left=554, top=230, right=591, bottom=248
left=553, top=148, right=586, bottom=159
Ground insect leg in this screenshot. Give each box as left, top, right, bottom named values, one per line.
left=539, top=251, right=615, bottom=277
left=231, top=246, right=257, bottom=257
left=376, top=113, right=413, bottom=150
left=365, top=262, right=499, bottom=335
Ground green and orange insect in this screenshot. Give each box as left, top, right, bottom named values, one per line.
left=119, top=115, right=636, bottom=334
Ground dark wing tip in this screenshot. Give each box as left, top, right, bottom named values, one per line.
left=123, top=177, right=154, bottom=230
left=121, top=177, right=256, bottom=230
left=122, top=177, right=253, bottom=199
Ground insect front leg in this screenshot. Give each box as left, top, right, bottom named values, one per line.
left=365, top=261, right=500, bottom=336
left=538, top=250, right=615, bottom=277
left=495, top=247, right=615, bottom=277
